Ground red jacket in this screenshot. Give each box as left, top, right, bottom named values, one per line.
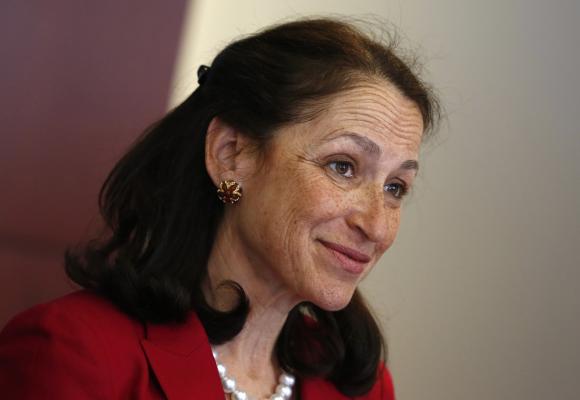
left=0, top=291, right=395, bottom=399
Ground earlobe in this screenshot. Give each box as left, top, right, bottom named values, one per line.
left=217, top=179, right=243, bottom=204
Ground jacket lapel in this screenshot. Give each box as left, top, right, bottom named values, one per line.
left=140, top=313, right=224, bottom=400
left=301, top=377, right=350, bottom=400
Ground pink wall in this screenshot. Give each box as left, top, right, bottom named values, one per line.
left=0, top=1, right=189, bottom=326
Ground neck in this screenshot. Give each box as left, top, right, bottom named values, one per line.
left=203, top=217, right=301, bottom=397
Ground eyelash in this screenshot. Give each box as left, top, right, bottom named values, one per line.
left=384, top=182, right=408, bottom=199
left=327, top=160, right=409, bottom=199
left=328, top=160, right=355, bottom=178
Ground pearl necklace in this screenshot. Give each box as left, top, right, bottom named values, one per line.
left=211, top=347, right=296, bottom=400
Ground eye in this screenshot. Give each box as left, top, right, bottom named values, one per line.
left=384, top=182, right=408, bottom=199
left=328, top=160, right=355, bottom=178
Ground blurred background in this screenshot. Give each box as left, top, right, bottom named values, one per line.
left=1, top=1, right=578, bottom=399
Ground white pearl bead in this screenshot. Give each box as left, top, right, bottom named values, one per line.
left=222, top=377, right=236, bottom=393
left=276, top=384, right=292, bottom=398
left=213, top=348, right=294, bottom=400
left=233, top=390, right=248, bottom=400
left=279, top=373, right=295, bottom=386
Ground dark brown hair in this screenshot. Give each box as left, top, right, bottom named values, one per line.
left=66, top=18, right=440, bottom=396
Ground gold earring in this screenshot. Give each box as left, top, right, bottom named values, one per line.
left=217, top=179, right=243, bottom=204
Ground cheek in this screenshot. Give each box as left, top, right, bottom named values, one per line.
left=244, top=168, right=315, bottom=251
left=284, top=173, right=349, bottom=239
left=252, top=165, right=347, bottom=265
left=373, top=207, right=401, bottom=257
left=275, top=174, right=336, bottom=243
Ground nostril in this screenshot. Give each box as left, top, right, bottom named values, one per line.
left=347, top=204, right=393, bottom=245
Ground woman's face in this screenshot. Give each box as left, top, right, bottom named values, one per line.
left=231, top=82, right=424, bottom=311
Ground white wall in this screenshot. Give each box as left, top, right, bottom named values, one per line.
left=170, top=1, right=580, bottom=399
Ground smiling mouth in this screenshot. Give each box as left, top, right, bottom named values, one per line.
left=318, top=240, right=371, bottom=274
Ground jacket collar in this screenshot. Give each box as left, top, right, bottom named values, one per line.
left=139, top=312, right=348, bottom=400
left=140, top=312, right=224, bottom=400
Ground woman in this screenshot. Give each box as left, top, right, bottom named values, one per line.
left=0, top=18, right=439, bottom=399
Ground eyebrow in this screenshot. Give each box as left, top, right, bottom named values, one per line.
left=322, top=132, right=420, bottom=172
left=323, top=132, right=382, bottom=155
left=400, top=159, right=419, bottom=172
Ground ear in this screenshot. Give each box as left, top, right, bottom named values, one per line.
left=205, top=116, right=254, bottom=187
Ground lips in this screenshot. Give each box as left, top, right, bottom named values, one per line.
left=318, top=240, right=371, bottom=274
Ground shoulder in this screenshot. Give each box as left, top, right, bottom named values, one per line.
left=302, top=364, right=395, bottom=400
left=1, top=290, right=141, bottom=345
left=16, top=289, right=132, bottom=319
left=0, top=290, right=144, bottom=398
left=362, top=364, right=395, bottom=400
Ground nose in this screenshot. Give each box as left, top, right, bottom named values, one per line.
left=345, top=186, right=397, bottom=247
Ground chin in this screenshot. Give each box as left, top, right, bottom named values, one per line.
left=307, top=284, right=357, bottom=311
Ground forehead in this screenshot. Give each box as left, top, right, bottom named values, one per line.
left=312, top=82, right=424, bottom=153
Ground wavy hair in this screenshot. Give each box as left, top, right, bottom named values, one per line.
left=66, top=18, right=440, bottom=396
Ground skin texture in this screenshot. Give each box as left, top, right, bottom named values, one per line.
left=204, top=81, right=423, bottom=398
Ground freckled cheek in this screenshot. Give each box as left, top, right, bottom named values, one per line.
left=303, top=191, right=346, bottom=227
left=281, top=170, right=341, bottom=214
left=379, top=211, right=401, bottom=254
left=254, top=189, right=307, bottom=253
left=256, top=166, right=346, bottom=240
left=281, top=185, right=343, bottom=254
